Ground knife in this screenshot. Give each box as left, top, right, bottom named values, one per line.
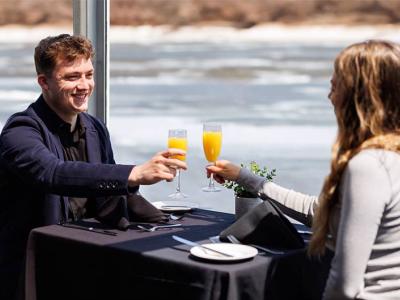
left=162, top=205, right=190, bottom=208
left=59, top=223, right=118, bottom=236
left=172, top=235, right=234, bottom=257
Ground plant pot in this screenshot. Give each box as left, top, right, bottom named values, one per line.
left=235, top=196, right=263, bottom=220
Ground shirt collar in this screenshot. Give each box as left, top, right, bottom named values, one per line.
left=33, top=95, right=86, bottom=133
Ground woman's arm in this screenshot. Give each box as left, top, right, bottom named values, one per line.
left=207, top=160, right=318, bottom=225
left=237, top=167, right=318, bottom=226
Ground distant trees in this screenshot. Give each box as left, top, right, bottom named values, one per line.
left=1, top=0, right=400, bottom=27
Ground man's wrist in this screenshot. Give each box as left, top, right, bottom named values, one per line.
left=128, top=165, right=141, bottom=187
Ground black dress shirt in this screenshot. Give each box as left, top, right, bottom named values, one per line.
left=58, top=116, right=91, bottom=220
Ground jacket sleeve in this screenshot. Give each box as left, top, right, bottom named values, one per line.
left=0, top=115, right=135, bottom=197
left=89, top=114, right=139, bottom=194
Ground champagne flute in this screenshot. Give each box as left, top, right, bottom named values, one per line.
left=202, top=123, right=222, bottom=192
left=168, top=129, right=188, bottom=199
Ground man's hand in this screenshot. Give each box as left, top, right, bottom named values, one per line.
left=206, top=160, right=241, bottom=184
left=129, top=149, right=187, bottom=186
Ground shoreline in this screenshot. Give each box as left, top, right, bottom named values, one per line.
left=1, top=23, right=400, bottom=44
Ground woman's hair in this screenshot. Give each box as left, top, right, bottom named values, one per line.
left=34, top=34, right=94, bottom=76
left=309, top=40, right=400, bottom=255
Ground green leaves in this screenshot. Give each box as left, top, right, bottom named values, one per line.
left=223, top=161, right=276, bottom=198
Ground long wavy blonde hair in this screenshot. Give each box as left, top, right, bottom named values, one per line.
left=309, top=40, right=400, bottom=255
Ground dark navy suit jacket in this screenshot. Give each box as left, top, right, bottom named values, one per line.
left=0, top=96, right=136, bottom=299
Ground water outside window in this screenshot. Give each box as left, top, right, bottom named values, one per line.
left=0, top=19, right=399, bottom=213
left=106, top=27, right=359, bottom=212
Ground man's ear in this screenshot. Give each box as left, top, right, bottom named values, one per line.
left=37, top=74, right=49, bottom=90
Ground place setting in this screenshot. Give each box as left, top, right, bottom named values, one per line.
left=172, top=235, right=258, bottom=263
left=169, top=188, right=308, bottom=262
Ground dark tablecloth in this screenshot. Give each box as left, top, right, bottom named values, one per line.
left=25, top=209, right=280, bottom=300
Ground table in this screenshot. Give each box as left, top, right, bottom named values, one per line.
left=25, top=209, right=289, bottom=300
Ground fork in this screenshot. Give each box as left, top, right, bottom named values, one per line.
left=226, top=234, right=284, bottom=255
left=137, top=223, right=182, bottom=232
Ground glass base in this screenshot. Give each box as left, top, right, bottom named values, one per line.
left=168, top=191, right=189, bottom=199
left=202, top=186, right=221, bottom=192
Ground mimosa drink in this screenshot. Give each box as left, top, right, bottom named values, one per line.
left=168, top=129, right=188, bottom=199
left=202, top=123, right=222, bottom=192
left=168, top=137, right=188, bottom=161
left=202, top=132, right=222, bottom=162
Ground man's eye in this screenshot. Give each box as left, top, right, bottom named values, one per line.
left=66, top=76, right=79, bottom=81
left=86, top=73, right=93, bottom=79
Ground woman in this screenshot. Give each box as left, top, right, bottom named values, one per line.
left=208, top=40, right=400, bottom=299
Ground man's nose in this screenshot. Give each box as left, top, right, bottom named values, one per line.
left=76, top=77, right=92, bottom=89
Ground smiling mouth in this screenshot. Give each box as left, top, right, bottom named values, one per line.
left=72, top=94, right=88, bottom=102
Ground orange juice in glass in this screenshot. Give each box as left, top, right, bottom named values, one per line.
left=203, top=131, right=222, bottom=163
left=168, top=136, right=188, bottom=161
left=202, top=123, right=222, bottom=192
left=168, top=129, right=188, bottom=198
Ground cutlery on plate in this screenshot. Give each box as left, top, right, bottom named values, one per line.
left=168, top=213, right=185, bottom=221
left=161, top=205, right=192, bottom=211
left=226, top=234, right=284, bottom=255
left=137, top=223, right=182, bottom=232
left=172, top=235, right=234, bottom=257
left=208, top=235, right=220, bottom=244
left=297, top=230, right=313, bottom=235
left=59, top=223, right=117, bottom=236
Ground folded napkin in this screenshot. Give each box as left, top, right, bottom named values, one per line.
left=95, top=191, right=168, bottom=230
left=220, top=199, right=305, bottom=250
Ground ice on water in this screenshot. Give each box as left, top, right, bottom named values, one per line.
left=2, top=25, right=396, bottom=212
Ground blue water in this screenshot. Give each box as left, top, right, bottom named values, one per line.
left=0, top=40, right=341, bottom=213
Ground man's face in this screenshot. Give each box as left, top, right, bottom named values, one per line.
left=40, top=56, right=94, bottom=119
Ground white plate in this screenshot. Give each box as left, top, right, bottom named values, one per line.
left=190, top=243, right=258, bottom=262
left=152, top=201, right=199, bottom=212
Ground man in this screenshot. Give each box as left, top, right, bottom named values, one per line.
left=0, top=34, right=186, bottom=299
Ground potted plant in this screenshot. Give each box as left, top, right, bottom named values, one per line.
left=224, top=161, right=276, bottom=219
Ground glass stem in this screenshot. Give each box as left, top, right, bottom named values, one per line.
left=209, top=173, right=215, bottom=188
left=176, top=169, right=181, bottom=193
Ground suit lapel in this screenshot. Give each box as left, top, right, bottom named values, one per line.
left=81, top=114, right=102, bottom=163
left=52, top=133, right=65, bottom=159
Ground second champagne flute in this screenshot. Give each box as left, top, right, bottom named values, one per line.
left=168, top=129, right=188, bottom=199
left=202, top=123, right=222, bottom=192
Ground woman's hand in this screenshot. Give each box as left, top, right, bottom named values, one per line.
left=206, top=160, right=241, bottom=184
left=129, top=149, right=187, bottom=186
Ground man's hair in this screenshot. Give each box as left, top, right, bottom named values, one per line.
left=34, top=34, right=94, bottom=76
